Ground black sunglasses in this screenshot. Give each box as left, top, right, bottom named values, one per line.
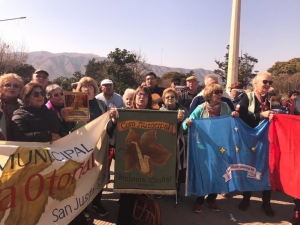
left=31, top=91, right=46, bottom=98
left=213, top=90, right=223, bottom=95
left=4, top=83, right=20, bottom=89
left=52, top=92, right=63, bottom=98
left=262, top=80, right=273, bottom=85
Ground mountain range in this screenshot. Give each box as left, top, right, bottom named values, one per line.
left=27, top=51, right=213, bottom=83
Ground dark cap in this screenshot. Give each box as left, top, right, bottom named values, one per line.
left=34, top=69, right=49, bottom=76
left=171, top=77, right=181, bottom=83
left=229, top=82, right=243, bottom=89
left=145, top=71, right=157, bottom=78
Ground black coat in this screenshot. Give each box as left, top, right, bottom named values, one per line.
left=11, top=105, right=67, bottom=142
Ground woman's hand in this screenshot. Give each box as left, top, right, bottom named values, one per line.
left=260, top=110, right=274, bottom=121
left=50, top=133, right=61, bottom=144
left=231, top=111, right=239, bottom=118
left=61, top=108, right=70, bottom=120
left=177, top=110, right=185, bottom=122
left=110, top=107, right=118, bottom=124
left=185, top=119, right=193, bottom=127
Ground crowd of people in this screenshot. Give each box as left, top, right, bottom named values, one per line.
left=0, top=69, right=299, bottom=225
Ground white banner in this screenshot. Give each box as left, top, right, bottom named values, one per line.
left=223, top=164, right=262, bottom=183
left=0, top=112, right=110, bottom=225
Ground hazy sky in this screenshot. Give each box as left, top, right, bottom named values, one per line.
left=1, top=0, right=299, bottom=72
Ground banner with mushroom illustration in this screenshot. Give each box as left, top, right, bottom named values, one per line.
left=114, top=109, right=177, bottom=194
left=0, top=112, right=110, bottom=225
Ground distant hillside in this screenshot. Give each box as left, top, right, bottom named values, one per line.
left=27, top=51, right=213, bottom=83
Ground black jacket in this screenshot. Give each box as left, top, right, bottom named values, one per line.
left=11, top=105, right=67, bottom=142
left=189, top=95, right=234, bottom=114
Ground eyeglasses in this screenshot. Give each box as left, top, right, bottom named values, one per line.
left=31, top=91, right=46, bottom=98
left=52, top=92, right=63, bottom=98
left=137, top=93, right=148, bottom=98
left=262, top=80, right=273, bottom=85
left=36, top=75, right=48, bottom=80
left=81, top=85, right=93, bottom=90
left=165, top=96, right=175, bottom=99
left=213, top=90, right=223, bottom=95
left=4, top=83, right=20, bottom=89
left=173, top=83, right=180, bottom=86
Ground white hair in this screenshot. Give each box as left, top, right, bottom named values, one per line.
left=204, top=74, right=218, bottom=85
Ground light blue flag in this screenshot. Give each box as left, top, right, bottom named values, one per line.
left=186, top=115, right=271, bottom=197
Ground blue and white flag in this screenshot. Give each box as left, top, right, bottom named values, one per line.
left=186, top=115, right=271, bottom=197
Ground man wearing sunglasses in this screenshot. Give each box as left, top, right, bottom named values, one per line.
left=238, top=72, right=275, bottom=217
left=31, top=69, right=49, bottom=90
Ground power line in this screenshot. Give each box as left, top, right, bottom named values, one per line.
left=0, top=17, right=26, bottom=22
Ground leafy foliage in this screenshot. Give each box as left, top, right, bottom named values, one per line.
left=267, top=58, right=300, bottom=76
left=0, top=38, right=28, bottom=75
left=214, top=45, right=258, bottom=88
left=272, top=72, right=300, bottom=96
left=106, top=48, right=140, bottom=92
left=52, top=76, right=77, bottom=91
left=11, top=64, right=35, bottom=85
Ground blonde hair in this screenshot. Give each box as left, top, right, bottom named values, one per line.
left=203, top=83, right=223, bottom=102
left=162, top=88, right=178, bottom=101
left=76, top=77, right=99, bottom=95
left=0, top=73, right=24, bottom=92
left=123, top=88, right=135, bottom=102
left=204, top=74, right=218, bottom=85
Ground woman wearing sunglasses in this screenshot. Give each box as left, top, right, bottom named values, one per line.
left=45, top=84, right=72, bottom=133
left=11, top=83, right=67, bottom=142
left=238, top=72, right=275, bottom=217
left=0, top=73, right=24, bottom=140
left=183, top=83, right=238, bottom=214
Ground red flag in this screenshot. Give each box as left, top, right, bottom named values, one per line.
left=269, top=114, right=300, bottom=198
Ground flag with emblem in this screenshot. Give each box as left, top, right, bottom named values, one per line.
left=186, top=115, right=271, bottom=197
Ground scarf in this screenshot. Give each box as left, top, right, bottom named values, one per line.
left=254, top=91, right=270, bottom=112
left=205, top=102, right=221, bottom=117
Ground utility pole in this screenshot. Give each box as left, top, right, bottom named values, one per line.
left=226, top=0, right=241, bottom=89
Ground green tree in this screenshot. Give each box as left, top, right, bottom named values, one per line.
left=52, top=76, right=77, bottom=91
left=268, top=58, right=300, bottom=76
left=84, top=58, right=108, bottom=82
left=161, top=71, right=186, bottom=80
left=72, top=71, right=85, bottom=81
left=214, top=45, right=258, bottom=88
left=11, top=64, right=35, bottom=85
left=127, top=50, right=149, bottom=85
left=186, top=70, right=195, bottom=77
left=106, top=48, right=138, bottom=92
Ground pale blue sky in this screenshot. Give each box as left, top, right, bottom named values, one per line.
left=1, top=0, right=300, bottom=72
